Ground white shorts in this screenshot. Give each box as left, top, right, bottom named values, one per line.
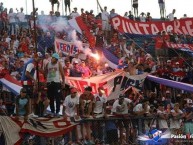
left=102, top=20, right=110, bottom=31
left=159, top=3, right=165, bottom=10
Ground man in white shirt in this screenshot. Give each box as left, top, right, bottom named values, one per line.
left=63, top=87, right=80, bottom=144
left=112, top=94, right=132, bottom=115
left=167, top=9, right=176, bottom=21
left=16, top=7, right=27, bottom=30
left=92, top=87, right=107, bottom=142
left=112, top=94, right=132, bottom=144
left=70, top=7, right=80, bottom=19
left=139, top=12, right=146, bottom=22
left=93, top=87, right=107, bottom=116
left=97, top=0, right=110, bottom=40
left=133, top=99, right=152, bottom=137
left=63, top=88, right=79, bottom=117
left=170, top=103, right=183, bottom=134
left=157, top=103, right=169, bottom=131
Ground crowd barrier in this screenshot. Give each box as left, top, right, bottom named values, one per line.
left=0, top=114, right=186, bottom=145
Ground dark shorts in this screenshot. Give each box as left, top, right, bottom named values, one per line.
left=22, top=85, right=33, bottom=98
left=65, top=0, right=70, bottom=7
left=51, top=0, right=58, bottom=5
left=133, top=4, right=138, bottom=8
left=47, top=82, right=62, bottom=100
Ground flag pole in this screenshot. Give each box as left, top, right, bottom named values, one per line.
left=131, top=0, right=133, bottom=12
left=96, top=0, right=99, bottom=14
left=32, top=0, right=39, bottom=90
left=62, top=0, right=64, bottom=16
left=25, top=0, right=28, bottom=14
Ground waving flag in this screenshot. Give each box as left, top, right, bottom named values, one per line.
left=0, top=64, right=22, bottom=95
left=102, top=48, right=119, bottom=69
left=0, top=116, right=76, bottom=145
left=68, top=16, right=96, bottom=48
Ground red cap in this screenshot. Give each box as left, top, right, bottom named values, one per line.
left=71, top=88, right=78, bottom=93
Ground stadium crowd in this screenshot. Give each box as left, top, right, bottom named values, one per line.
left=0, top=0, right=193, bottom=145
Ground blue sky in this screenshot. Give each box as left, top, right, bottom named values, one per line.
left=1, top=0, right=192, bottom=18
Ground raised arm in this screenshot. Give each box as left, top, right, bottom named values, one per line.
left=96, top=0, right=103, bottom=12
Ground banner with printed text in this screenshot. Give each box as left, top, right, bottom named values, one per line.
left=54, top=38, right=89, bottom=56
left=166, top=42, right=193, bottom=51
left=66, top=71, right=147, bottom=100
left=111, top=16, right=193, bottom=36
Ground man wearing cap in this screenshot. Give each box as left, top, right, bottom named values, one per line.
left=173, top=62, right=182, bottom=72
left=63, top=87, right=80, bottom=143
left=21, top=52, right=44, bottom=114
left=15, top=88, right=30, bottom=121
left=45, top=53, right=65, bottom=117
left=70, top=61, right=82, bottom=77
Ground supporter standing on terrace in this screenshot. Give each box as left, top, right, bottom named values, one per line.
left=45, top=53, right=65, bottom=117
left=167, top=9, right=176, bottom=21
left=70, top=7, right=80, bottom=19
left=1, top=8, right=8, bottom=32
left=170, top=103, right=184, bottom=134
left=21, top=52, right=43, bottom=114
left=112, top=94, right=132, bottom=144
left=79, top=86, right=94, bottom=144
left=63, top=87, right=80, bottom=144
left=139, top=12, right=146, bottom=22
left=158, top=0, right=165, bottom=19
left=146, top=12, right=152, bottom=22
left=0, top=2, right=3, bottom=13
left=50, top=0, right=60, bottom=13
left=15, top=88, right=29, bottom=121
left=154, top=32, right=164, bottom=59
left=128, top=11, right=134, bottom=20
left=92, top=87, right=107, bottom=142
left=183, top=99, right=193, bottom=135
left=97, top=0, right=110, bottom=42
left=16, top=7, right=27, bottom=32
left=8, top=8, right=16, bottom=35
left=64, top=0, right=72, bottom=16
left=132, top=0, right=138, bottom=18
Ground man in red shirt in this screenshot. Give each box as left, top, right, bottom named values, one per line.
left=154, top=32, right=164, bottom=59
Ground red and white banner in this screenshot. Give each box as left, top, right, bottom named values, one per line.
left=54, top=38, right=89, bottom=56
left=0, top=116, right=76, bottom=145
left=111, top=16, right=193, bottom=36
left=66, top=71, right=148, bottom=100
left=166, top=42, right=193, bottom=50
